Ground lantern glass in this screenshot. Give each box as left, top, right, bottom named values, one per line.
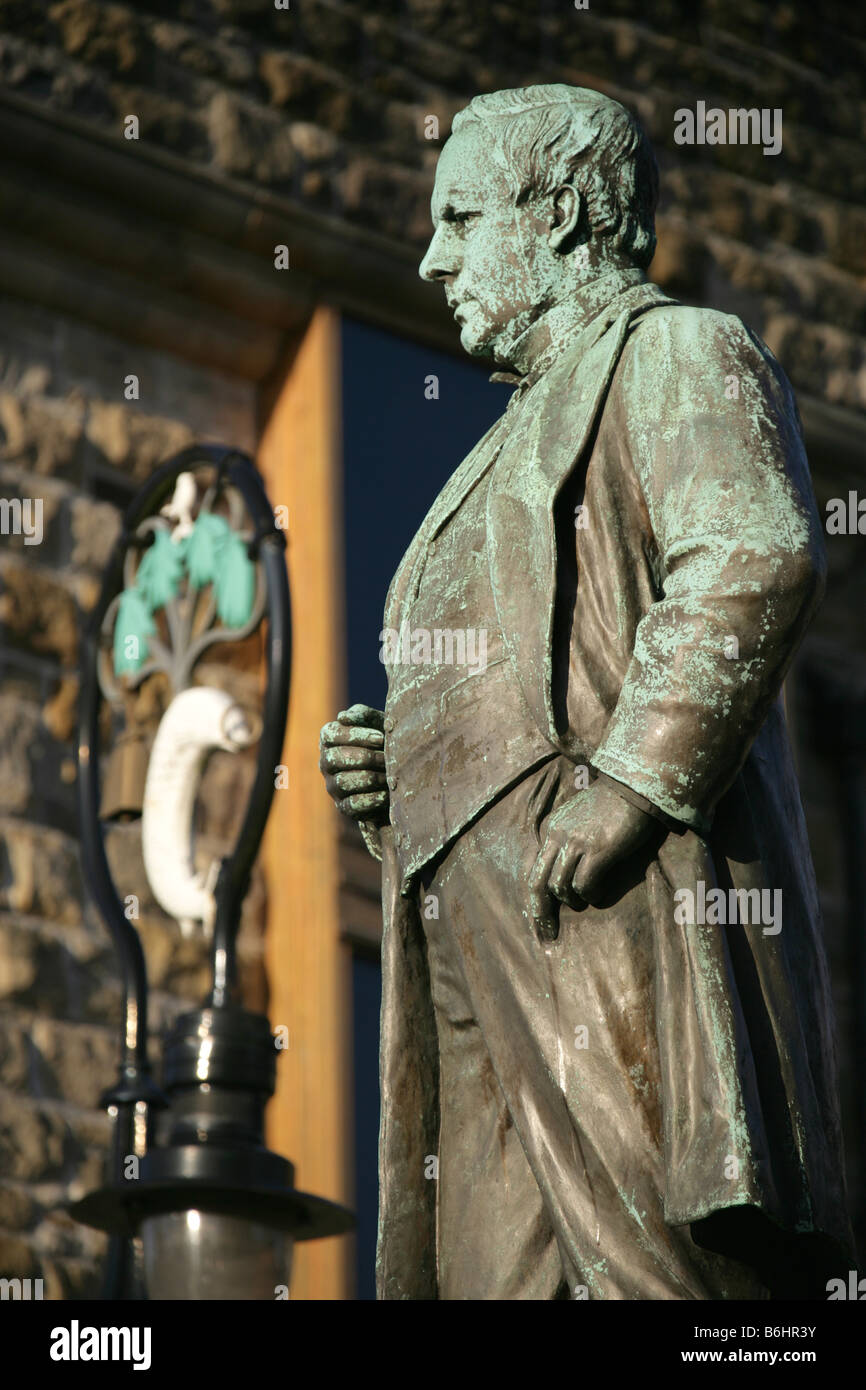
left=141, top=1209, right=293, bottom=1300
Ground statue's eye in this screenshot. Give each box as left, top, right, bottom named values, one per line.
left=453, top=211, right=481, bottom=225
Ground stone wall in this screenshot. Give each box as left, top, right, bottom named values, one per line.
left=1, top=1, right=864, bottom=409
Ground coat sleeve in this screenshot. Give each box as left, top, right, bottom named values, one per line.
left=590, top=307, right=826, bottom=834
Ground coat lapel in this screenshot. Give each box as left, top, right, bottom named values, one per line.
left=487, top=283, right=678, bottom=745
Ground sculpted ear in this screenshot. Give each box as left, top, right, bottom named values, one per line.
left=548, top=184, right=582, bottom=252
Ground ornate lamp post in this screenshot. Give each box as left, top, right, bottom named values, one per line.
left=70, top=445, right=353, bottom=1299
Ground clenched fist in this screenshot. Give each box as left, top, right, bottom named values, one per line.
left=319, top=703, right=390, bottom=826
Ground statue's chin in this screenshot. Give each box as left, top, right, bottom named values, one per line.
left=459, top=322, right=496, bottom=361
left=458, top=322, right=481, bottom=353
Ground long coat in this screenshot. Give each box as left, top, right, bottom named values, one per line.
left=370, top=277, right=855, bottom=1298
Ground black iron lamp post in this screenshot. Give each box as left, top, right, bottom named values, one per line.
left=70, top=445, right=353, bottom=1299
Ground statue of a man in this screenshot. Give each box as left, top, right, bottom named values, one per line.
left=319, top=84, right=855, bottom=1300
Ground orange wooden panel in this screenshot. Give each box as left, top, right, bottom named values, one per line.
left=257, top=307, right=354, bottom=1300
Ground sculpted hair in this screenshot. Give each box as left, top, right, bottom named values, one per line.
left=452, top=85, right=658, bottom=269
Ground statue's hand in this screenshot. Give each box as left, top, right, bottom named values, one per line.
left=529, top=779, right=659, bottom=941
left=319, top=704, right=389, bottom=825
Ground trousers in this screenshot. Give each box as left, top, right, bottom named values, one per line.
left=417, top=755, right=769, bottom=1300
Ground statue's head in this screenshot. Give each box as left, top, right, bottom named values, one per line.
left=419, top=84, right=658, bottom=366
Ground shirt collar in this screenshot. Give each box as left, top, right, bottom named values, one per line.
left=489, top=266, right=649, bottom=396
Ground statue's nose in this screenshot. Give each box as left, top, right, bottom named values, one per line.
left=418, top=243, right=439, bottom=282
left=419, top=225, right=454, bottom=282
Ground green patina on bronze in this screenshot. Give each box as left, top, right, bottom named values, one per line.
left=319, top=84, right=854, bottom=1300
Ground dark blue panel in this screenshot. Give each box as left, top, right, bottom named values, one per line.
left=351, top=949, right=382, bottom=1301
left=341, top=316, right=512, bottom=710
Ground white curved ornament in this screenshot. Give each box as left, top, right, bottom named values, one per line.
left=141, top=686, right=256, bottom=938
left=159, top=471, right=198, bottom=542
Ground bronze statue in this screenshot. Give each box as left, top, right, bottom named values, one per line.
left=319, top=84, right=855, bottom=1299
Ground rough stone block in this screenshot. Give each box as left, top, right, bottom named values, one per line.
left=0, top=1181, right=39, bottom=1231
left=0, top=822, right=84, bottom=926
left=0, top=1091, right=68, bottom=1181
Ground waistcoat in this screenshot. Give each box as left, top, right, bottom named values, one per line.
left=383, top=445, right=555, bottom=892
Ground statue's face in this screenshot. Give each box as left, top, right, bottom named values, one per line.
left=419, top=125, right=554, bottom=364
